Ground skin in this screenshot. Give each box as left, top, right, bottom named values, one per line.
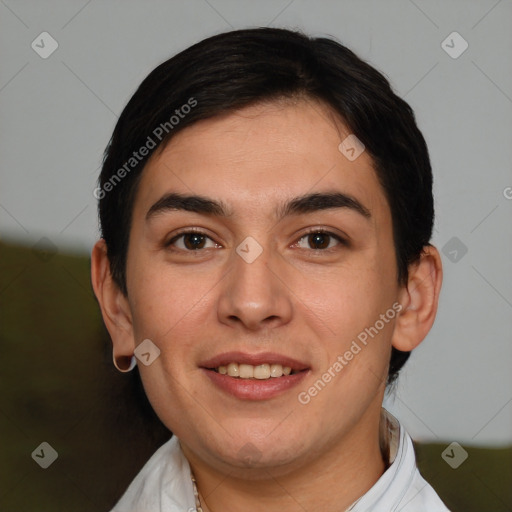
left=91, top=98, right=442, bottom=512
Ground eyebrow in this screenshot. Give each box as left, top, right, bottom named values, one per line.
left=146, top=191, right=371, bottom=221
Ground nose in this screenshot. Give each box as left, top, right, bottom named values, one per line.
left=217, top=242, right=293, bottom=332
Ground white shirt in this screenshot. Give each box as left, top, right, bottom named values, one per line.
left=111, top=410, right=450, bottom=512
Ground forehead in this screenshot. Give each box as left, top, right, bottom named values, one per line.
left=134, top=99, right=388, bottom=221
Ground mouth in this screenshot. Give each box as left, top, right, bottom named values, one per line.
left=211, top=363, right=301, bottom=379
left=200, top=352, right=310, bottom=400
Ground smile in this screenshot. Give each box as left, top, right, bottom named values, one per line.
left=201, top=351, right=310, bottom=400
left=214, top=363, right=298, bottom=379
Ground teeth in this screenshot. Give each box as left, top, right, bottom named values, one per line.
left=270, top=364, right=282, bottom=377
left=254, top=364, right=270, bottom=379
left=227, top=362, right=239, bottom=377
left=215, top=363, right=294, bottom=379
left=239, top=364, right=254, bottom=379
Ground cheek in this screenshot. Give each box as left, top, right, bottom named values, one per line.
left=305, top=260, right=394, bottom=333
left=301, top=257, right=397, bottom=379
left=126, top=252, right=219, bottom=341
left=125, top=260, right=216, bottom=429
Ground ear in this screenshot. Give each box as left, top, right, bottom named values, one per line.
left=392, top=245, right=443, bottom=352
left=91, top=239, right=135, bottom=369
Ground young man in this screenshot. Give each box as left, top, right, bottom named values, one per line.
left=91, top=28, right=448, bottom=511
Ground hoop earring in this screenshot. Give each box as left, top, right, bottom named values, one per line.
left=113, top=353, right=137, bottom=373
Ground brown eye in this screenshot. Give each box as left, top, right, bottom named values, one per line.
left=183, top=233, right=207, bottom=250
left=296, top=230, right=345, bottom=251
left=308, top=232, right=330, bottom=249
left=167, top=231, right=218, bottom=251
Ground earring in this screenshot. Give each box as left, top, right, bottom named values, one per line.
left=113, top=353, right=137, bottom=373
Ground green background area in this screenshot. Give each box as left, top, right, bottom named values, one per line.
left=1, top=240, right=511, bottom=511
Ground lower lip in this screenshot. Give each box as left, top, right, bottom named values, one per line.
left=202, top=368, right=309, bottom=400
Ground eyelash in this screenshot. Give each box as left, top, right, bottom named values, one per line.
left=165, top=227, right=347, bottom=252
left=295, top=228, right=348, bottom=251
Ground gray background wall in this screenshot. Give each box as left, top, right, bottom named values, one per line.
left=1, top=0, right=511, bottom=446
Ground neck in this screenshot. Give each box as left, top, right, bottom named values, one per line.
left=184, top=405, right=387, bottom=512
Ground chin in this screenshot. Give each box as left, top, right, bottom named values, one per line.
left=207, top=429, right=310, bottom=474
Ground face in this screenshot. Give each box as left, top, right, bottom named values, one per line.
left=122, top=99, right=402, bottom=475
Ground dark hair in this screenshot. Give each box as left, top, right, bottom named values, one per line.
left=98, top=27, right=434, bottom=385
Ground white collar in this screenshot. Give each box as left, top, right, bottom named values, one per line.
left=347, top=409, right=412, bottom=510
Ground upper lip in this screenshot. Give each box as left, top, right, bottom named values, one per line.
left=200, top=351, right=310, bottom=371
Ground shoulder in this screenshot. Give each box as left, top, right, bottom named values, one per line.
left=394, top=468, right=451, bottom=511
left=388, top=419, right=451, bottom=512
